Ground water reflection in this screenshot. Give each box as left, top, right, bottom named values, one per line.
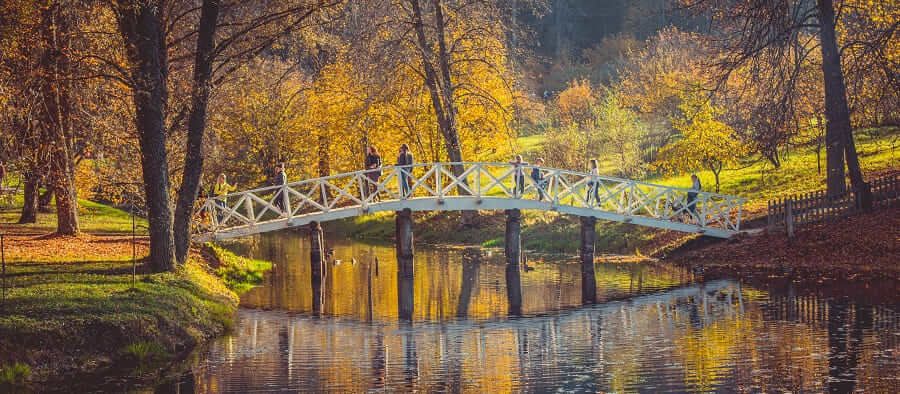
left=240, top=232, right=692, bottom=321
left=176, top=232, right=899, bottom=392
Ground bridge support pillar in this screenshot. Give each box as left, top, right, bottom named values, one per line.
left=580, top=216, right=597, bottom=304
left=396, top=208, right=414, bottom=320
left=504, top=209, right=522, bottom=267
left=309, top=221, right=325, bottom=315
left=505, top=209, right=523, bottom=315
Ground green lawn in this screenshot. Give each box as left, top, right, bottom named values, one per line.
left=644, top=129, right=899, bottom=213
left=0, top=256, right=238, bottom=382
left=515, top=134, right=545, bottom=156
left=1, top=192, right=148, bottom=235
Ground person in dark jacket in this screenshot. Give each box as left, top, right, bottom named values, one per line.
left=531, top=157, right=546, bottom=201
left=365, top=146, right=383, bottom=201
left=397, top=144, right=414, bottom=198
left=687, top=174, right=702, bottom=222
left=272, top=163, right=287, bottom=211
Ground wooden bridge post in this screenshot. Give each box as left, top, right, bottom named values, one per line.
left=309, top=221, right=325, bottom=315
left=396, top=208, right=414, bottom=320
left=505, top=209, right=523, bottom=315
left=580, top=216, right=597, bottom=304
left=505, top=209, right=522, bottom=267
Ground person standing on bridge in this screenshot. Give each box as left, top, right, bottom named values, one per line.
left=531, top=158, right=546, bottom=201
left=510, top=155, right=528, bottom=198
left=365, top=146, right=383, bottom=201
left=687, top=174, right=702, bottom=223
left=213, top=173, right=237, bottom=223
left=397, top=144, right=414, bottom=199
left=272, top=163, right=287, bottom=212
left=586, top=159, right=601, bottom=206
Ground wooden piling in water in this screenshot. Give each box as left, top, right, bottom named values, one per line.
left=505, top=209, right=523, bottom=315
left=396, top=208, right=414, bottom=320
left=580, top=216, right=597, bottom=304
left=309, top=221, right=325, bottom=315
left=505, top=209, right=522, bottom=267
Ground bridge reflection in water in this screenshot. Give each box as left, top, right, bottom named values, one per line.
left=168, top=234, right=900, bottom=393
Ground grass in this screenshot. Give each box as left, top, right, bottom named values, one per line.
left=515, top=134, right=546, bottom=156
left=0, top=253, right=238, bottom=381
left=122, top=342, right=169, bottom=363
left=0, top=362, right=31, bottom=386
left=645, top=129, right=899, bottom=214
left=0, top=194, right=248, bottom=383
left=207, top=243, right=273, bottom=294
left=0, top=192, right=148, bottom=235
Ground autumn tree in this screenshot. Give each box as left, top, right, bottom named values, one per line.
left=594, top=89, right=648, bottom=178
left=678, top=0, right=900, bottom=204
left=0, top=0, right=83, bottom=233
left=655, top=89, right=748, bottom=193
left=171, top=0, right=343, bottom=264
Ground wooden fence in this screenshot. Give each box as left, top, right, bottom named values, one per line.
left=767, top=174, right=900, bottom=237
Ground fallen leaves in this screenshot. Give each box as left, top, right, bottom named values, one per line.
left=665, top=205, right=900, bottom=282
left=2, top=233, right=149, bottom=263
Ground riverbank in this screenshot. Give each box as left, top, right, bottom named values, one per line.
left=0, top=201, right=270, bottom=389
left=660, top=204, right=900, bottom=285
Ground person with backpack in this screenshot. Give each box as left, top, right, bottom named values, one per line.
left=365, top=146, right=383, bottom=201
left=531, top=157, right=546, bottom=201
left=687, top=174, right=702, bottom=222
left=397, top=144, right=414, bottom=199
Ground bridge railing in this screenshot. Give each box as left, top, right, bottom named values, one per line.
left=192, top=162, right=744, bottom=236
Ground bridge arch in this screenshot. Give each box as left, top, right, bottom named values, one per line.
left=193, top=162, right=744, bottom=241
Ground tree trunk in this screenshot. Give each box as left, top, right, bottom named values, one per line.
left=411, top=0, right=475, bottom=226
left=816, top=145, right=822, bottom=175
left=818, top=0, right=868, bottom=200
left=713, top=170, right=720, bottom=193
left=38, top=185, right=54, bottom=211
left=174, top=0, right=220, bottom=264
left=116, top=1, right=176, bottom=272
left=19, top=171, right=39, bottom=224
left=41, top=3, right=78, bottom=235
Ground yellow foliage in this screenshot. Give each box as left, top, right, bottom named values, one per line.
left=654, top=88, right=748, bottom=191
left=555, top=79, right=597, bottom=127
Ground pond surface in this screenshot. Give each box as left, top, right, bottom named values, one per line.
left=164, top=231, right=898, bottom=393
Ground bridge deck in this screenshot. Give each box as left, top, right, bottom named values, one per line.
left=193, top=162, right=744, bottom=241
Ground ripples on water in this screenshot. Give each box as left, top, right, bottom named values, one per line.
left=156, top=232, right=898, bottom=393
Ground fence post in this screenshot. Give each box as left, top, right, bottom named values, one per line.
left=786, top=198, right=794, bottom=239
left=1, top=232, right=5, bottom=308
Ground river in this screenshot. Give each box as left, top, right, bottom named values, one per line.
left=153, top=230, right=898, bottom=392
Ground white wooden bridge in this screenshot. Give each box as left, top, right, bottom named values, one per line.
left=193, top=162, right=744, bottom=242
